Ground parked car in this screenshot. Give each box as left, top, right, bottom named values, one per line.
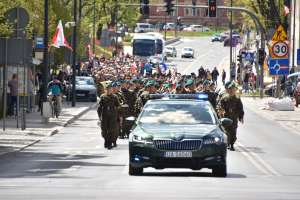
left=181, top=47, right=195, bottom=58
left=163, top=23, right=175, bottom=30
left=134, top=23, right=154, bottom=33
left=183, top=24, right=207, bottom=32
left=165, top=46, right=177, bottom=57
left=74, top=76, right=97, bottom=102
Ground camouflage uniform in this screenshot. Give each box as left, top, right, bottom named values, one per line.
left=97, top=93, right=121, bottom=149
left=121, top=88, right=137, bottom=137
left=217, top=92, right=244, bottom=149
left=134, top=90, right=150, bottom=116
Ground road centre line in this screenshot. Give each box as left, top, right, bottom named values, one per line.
left=236, top=141, right=282, bottom=177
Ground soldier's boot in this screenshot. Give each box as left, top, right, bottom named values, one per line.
left=113, top=141, right=117, bottom=147
left=229, top=144, right=235, bottom=151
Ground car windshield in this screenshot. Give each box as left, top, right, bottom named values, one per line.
left=76, top=78, right=94, bottom=85
left=184, top=48, right=193, bottom=51
left=139, top=102, right=216, bottom=125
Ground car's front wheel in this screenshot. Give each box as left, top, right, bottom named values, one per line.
left=212, top=164, right=227, bottom=177
left=129, top=164, right=143, bottom=176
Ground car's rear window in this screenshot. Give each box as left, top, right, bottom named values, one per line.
left=139, top=102, right=216, bottom=125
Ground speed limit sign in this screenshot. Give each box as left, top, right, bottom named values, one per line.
left=271, top=41, right=289, bottom=58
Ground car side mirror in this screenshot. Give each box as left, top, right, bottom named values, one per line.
left=220, top=118, right=233, bottom=126
left=126, top=116, right=136, bottom=121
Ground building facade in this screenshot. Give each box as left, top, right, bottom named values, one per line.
left=145, top=0, right=228, bottom=27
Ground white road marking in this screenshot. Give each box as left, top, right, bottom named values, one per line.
left=237, top=142, right=282, bottom=177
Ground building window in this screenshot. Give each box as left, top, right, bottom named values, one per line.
left=197, top=8, right=200, bottom=16
left=185, top=8, right=189, bottom=16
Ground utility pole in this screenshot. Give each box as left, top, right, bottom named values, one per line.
left=292, top=0, right=296, bottom=70
left=229, top=0, right=233, bottom=81
left=42, top=0, right=49, bottom=113
left=72, top=0, right=77, bottom=107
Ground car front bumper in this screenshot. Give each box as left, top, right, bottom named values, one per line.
left=129, top=142, right=226, bottom=169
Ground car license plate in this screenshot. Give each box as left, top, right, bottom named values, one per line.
left=164, top=151, right=192, bottom=158
left=76, top=94, right=85, bottom=96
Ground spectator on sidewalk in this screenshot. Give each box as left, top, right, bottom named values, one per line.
left=222, top=69, right=226, bottom=85
left=294, top=78, right=300, bottom=107
left=211, top=67, right=219, bottom=85
left=7, top=74, right=18, bottom=117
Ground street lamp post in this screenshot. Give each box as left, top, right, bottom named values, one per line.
left=42, top=0, right=49, bottom=121
left=93, top=0, right=96, bottom=55
left=229, top=0, right=233, bottom=81
left=72, top=0, right=77, bottom=107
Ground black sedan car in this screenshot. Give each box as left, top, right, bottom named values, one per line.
left=128, top=94, right=232, bottom=177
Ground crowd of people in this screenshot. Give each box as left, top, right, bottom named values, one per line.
left=93, top=54, right=244, bottom=151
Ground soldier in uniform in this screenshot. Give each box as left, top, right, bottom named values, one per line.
left=97, top=82, right=121, bottom=149
left=135, top=80, right=157, bottom=116
left=183, top=79, right=197, bottom=94
left=202, top=80, right=217, bottom=109
left=121, top=80, right=137, bottom=138
left=217, top=81, right=244, bottom=151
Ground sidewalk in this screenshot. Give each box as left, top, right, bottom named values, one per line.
left=0, top=102, right=97, bottom=156
left=242, top=97, right=300, bottom=135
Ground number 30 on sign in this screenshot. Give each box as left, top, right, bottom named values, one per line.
left=271, top=41, right=289, bottom=58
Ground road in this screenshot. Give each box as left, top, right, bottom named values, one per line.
left=167, top=37, right=230, bottom=76
left=1, top=38, right=300, bottom=199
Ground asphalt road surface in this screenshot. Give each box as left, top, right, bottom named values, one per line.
left=1, top=108, right=300, bottom=199
left=1, top=38, right=300, bottom=199
left=166, top=37, right=230, bottom=75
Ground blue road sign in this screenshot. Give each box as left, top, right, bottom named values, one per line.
left=268, top=58, right=289, bottom=75
left=35, top=37, right=44, bottom=49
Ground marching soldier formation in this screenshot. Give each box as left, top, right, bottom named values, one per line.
left=94, top=55, right=244, bottom=151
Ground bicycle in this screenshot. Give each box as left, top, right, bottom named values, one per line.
left=48, top=95, right=60, bottom=118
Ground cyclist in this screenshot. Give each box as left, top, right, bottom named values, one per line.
left=48, top=76, right=63, bottom=116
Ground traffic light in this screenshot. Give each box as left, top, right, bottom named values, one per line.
left=237, top=54, right=242, bottom=63
left=208, top=0, right=217, bottom=17
left=258, top=48, right=266, bottom=65
left=164, top=0, right=175, bottom=16
left=140, top=0, right=149, bottom=17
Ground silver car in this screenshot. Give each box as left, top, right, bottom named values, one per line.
left=165, top=46, right=177, bottom=57
left=75, top=76, right=97, bottom=102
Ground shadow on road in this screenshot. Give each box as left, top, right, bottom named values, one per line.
left=0, top=150, right=127, bottom=178
left=141, top=171, right=246, bottom=178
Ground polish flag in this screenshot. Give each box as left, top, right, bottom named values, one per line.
left=284, top=0, right=290, bottom=16
left=51, top=20, right=72, bottom=50
left=284, top=5, right=290, bottom=16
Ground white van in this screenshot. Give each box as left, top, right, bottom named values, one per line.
left=134, top=23, right=154, bottom=33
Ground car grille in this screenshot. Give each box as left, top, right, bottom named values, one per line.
left=76, top=90, right=89, bottom=95
left=154, top=139, right=202, bottom=150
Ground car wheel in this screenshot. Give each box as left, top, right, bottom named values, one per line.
left=129, top=164, right=143, bottom=176
left=212, top=164, right=227, bottom=177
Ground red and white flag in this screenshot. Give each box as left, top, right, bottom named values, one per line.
left=51, top=20, right=72, bottom=50
left=284, top=5, right=290, bottom=16
left=284, top=0, right=290, bottom=16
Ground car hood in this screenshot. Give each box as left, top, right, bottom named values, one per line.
left=134, top=124, right=218, bottom=139
left=76, top=84, right=96, bottom=90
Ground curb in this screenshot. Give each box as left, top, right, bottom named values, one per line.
left=0, top=103, right=97, bottom=157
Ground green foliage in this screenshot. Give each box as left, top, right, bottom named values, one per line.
left=224, top=0, right=288, bottom=31
left=0, top=0, right=140, bottom=62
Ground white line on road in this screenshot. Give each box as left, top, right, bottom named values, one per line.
left=237, top=142, right=282, bottom=177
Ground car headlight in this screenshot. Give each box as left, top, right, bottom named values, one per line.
left=132, top=135, right=153, bottom=144
left=203, top=136, right=224, bottom=145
